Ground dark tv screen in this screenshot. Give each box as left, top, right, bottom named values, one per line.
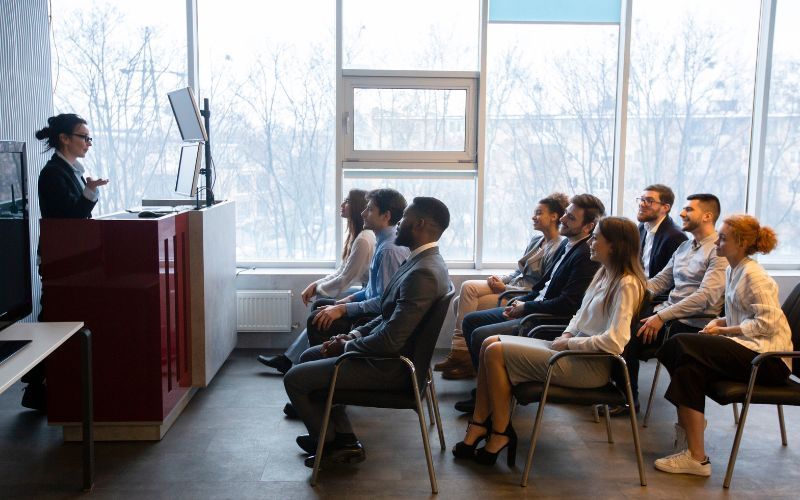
left=0, top=141, right=32, bottom=332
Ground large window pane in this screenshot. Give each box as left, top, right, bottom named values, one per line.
left=353, top=88, right=467, bottom=152
left=343, top=176, right=474, bottom=261
left=483, top=24, right=618, bottom=262
left=343, top=0, right=479, bottom=71
left=761, top=0, right=800, bottom=263
left=199, top=0, right=335, bottom=261
left=51, top=1, right=188, bottom=213
left=623, top=0, right=760, bottom=222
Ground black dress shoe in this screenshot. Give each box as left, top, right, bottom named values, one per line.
left=304, top=441, right=365, bottom=469
left=455, top=388, right=477, bottom=414
left=257, top=354, right=292, bottom=374
left=296, top=433, right=360, bottom=455
left=283, top=402, right=300, bottom=419
left=21, top=383, right=46, bottom=412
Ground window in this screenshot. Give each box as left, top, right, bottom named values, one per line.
left=483, top=23, right=618, bottom=262
left=343, top=0, right=479, bottom=71
left=50, top=1, right=188, bottom=214
left=198, top=0, right=336, bottom=261
left=623, top=0, right=760, bottom=221
left=760, top=0, right=800, bottom=263
left=343, top=174, right=475, bottom=261
left=344, top=75, right=477, bottom=163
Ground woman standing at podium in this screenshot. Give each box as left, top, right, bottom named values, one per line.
left=35, top=113, right=108, bottom=219
left=20, top=114, right=109, bottom=411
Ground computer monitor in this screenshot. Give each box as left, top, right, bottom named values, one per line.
left=0, top=141, right=32, bottom=332
left=167, top=87, right=208, bottom=142
left=175, top=144, right=203, bottom=197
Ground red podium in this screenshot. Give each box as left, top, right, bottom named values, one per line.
left=41, top=211, right=192, bottom=440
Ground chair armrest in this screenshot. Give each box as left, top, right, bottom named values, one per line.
left=752, top=351, right=800, bottom=366
left=334, top=351, right=402, bottom=366
left=547, top=349, right=629, bottom=375
left=528, top=324, right=567, bottom=340
left=497, top=290, right=528, bottom=306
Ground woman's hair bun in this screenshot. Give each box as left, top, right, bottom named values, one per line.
left=34, top=127, right=50, bottom=140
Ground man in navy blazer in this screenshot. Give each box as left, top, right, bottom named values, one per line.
left=283, top=197, right=451, bottom=467
left=636, top=184, right=687, bottom=278
left=461, top=194, right=605, bottom=369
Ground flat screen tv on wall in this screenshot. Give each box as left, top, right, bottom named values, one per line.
left=0, top=141, right=32, bottom=332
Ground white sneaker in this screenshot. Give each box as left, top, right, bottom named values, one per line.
left=654, top=449, right=711, bottom=476
left=673, top=420, right=708, bottom=451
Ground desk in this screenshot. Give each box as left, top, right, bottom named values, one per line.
left=0, top=322, right=93, bottom=491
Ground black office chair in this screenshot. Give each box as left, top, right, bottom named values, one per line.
left=703, top=283, right=800, bottom=488
left=512, top=292, right=651, bottom=488
left=308, top=285, right=455, bottom=494
left=496, top=289, right=528, bottom=306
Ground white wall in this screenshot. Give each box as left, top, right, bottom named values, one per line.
left=0, top=0, right=53, bottom=321
left=236, top=269, right=800, bottom=350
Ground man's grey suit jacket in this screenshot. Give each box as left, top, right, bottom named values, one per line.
left=347, top=246, right=450, bottom=358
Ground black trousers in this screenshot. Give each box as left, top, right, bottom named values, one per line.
left=622, top=312, right=702, bottom=402
left=306, top=299, right=376, bottom=346
left=656, top=333, right=790, bottom=413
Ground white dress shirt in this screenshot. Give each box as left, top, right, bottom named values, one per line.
left=641, top=215, right=666, bottom=276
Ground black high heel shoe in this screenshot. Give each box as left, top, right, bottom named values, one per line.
left=452, top=417, right=492, bottom=459
left=474, top=422, right=517, bottom=467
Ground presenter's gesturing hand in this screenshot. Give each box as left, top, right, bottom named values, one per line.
left=312, top=304, right=346, bottom=331
left=85, top=177, right=109, bottom=190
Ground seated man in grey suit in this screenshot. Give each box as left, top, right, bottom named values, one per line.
left=283, top=197, right=451, bottom=468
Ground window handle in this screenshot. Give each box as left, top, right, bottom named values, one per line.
left=342, top=111, right=350, bottom=135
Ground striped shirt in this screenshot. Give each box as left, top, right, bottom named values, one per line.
left=722, top=257, right=792, bottom=369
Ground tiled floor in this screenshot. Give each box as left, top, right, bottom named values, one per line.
left=1, top=348, right=798, bottom=499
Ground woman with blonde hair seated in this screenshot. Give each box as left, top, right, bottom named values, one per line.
left=453, top=216, right=646, bottom=466
left=653, top=214, right=791, bottom=477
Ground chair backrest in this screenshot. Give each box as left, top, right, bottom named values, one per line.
left=407, top=283, right=455, bottom=389
left=781, top=283, right=800, bottom=376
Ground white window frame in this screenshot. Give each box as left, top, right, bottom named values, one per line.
left=342, top=70, right=479, bottom=165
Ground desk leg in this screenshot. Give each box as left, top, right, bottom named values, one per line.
left=81, top=328, right=94, bottom=491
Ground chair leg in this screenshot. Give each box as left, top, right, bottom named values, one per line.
left=427, top=369, right=446, bottom=451
left=412, top=373, right=438, bottom=494
left=425, top=385, right=435, bottom=426
left=311, top=364, right=343, bottom=487
left=603, top=405, right=614, bottom=443
left=732, top=402, right=740, bottom=425
left=592, top=404, right=600, bottom=423
left=643, top=361, right=662, bottom=428
left=620, top=368, right=647, bottom=486
left=521, top=368, right=555, bottom=487
left=778, top=405, right=788, bottom=446
left=724, top=367, right=760, bottom=488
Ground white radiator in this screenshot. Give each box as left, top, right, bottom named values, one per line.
left=237, top=290, right=293, bottom=332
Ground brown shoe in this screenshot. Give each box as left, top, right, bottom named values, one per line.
left=434, top=349, right=471, bottom=372
left=441, top=352, right=476, bottom=379
left=433, top=352, right=456, bottom=372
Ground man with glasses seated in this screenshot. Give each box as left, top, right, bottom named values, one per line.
left=606, top=194, right=727, bottom=416
left=636, top=184, right=687, bottom=278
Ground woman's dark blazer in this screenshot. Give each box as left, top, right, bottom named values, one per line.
left=37, top=153, right=96, bottom=219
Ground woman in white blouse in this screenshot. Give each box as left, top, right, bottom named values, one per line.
left=654, top=214, right=792, bottom=477
left=257, top=189, right=375, bottom=373
left=453, top=216, right=646, bottom=467
left=300, top=189, right=375, bottom=303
